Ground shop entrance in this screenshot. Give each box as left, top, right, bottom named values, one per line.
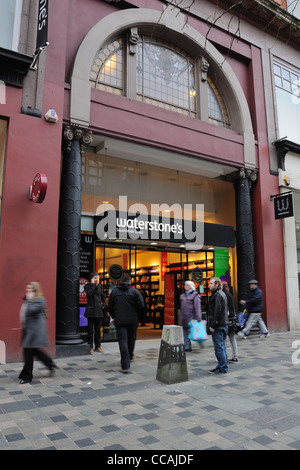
left=89, top=241, right=230, bottom=341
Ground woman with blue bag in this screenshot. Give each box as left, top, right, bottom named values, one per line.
left=180, top=281, right=202, bottom=351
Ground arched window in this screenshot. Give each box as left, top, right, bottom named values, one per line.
left=207, top=78, right=230, bottom=128
left=89, top=32, right=230, bottom=128
left=136, top=36, right=196, bottom=116
left=90, top=38, right=124, bottom=95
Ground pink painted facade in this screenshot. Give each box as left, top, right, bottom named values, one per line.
left=0, top=0, right=292, bottom=362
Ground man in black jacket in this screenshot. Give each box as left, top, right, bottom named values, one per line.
left=108, top=273, right=145, bottom=373
left=84, top=272, right=106, bottom=355
left=207, top=277, right=228, bottom=374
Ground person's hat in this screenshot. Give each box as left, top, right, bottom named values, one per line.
left=249, top=279, right=258, bottom=284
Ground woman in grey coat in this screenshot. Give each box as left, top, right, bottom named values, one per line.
left=19, top=282, right=57, bottom=384
left=180, top=281, right=202, bottom=351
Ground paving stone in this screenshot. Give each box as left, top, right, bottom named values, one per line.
left=2, top=332, right=300, bottom=451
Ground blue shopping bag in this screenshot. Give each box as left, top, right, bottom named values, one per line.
left=188, top=320, right=208, bottom=342
left=238, top=311, right=247, bottom=328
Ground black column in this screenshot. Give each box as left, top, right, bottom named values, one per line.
left=56, top=126, right=92, bottom=345
left=234, top=169, right=257, bottom=301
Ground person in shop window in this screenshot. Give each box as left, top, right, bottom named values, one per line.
left=84, top=272, right=106, bottom=355
left=139, top=283, right=148, bottom=326
left=180, top=281, right=202, bottom=352
left=108, top=273, right=145, bottom=373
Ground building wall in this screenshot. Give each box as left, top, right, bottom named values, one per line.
left=0, top=0, right=294, bottom=362
left=0, top=86, right=62, bottom=362
left=0, top=0, right=65, bottom=362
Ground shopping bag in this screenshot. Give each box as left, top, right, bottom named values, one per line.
left=238, top=311, right=247, bottom=328
left=188, top=320, right=208, bottom=342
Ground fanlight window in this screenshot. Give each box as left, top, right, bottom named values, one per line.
left=90, top=38, right=124, bottom=95
left=208, top=79, right=230, bottom=128
left=90, top=34, right=230, bottom=128
left=136, top=37, right=196, bottom=116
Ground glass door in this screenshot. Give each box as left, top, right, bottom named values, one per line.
left=96, top=243, right=132, bottom=341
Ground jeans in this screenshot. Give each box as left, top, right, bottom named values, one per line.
left=242, top=313, right=268, bottom=336
left=183, top=326, right=192, bottom=350
left=116, top=323, right=138, bottom=370
left=211, top=326, right=228, bottom=373
left=228, top=330, right=238, bottom=359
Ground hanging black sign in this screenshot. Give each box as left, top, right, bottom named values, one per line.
left=191, top=267, right=203, bottom=282
left=36, top=0, right=49, bottom=53
left=109, top=264, right=123, bottom=281
left=274, top=193, right=293, bottom=220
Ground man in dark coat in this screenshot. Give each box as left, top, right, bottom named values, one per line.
left=108, top=272, right=145, bottom=373
left=238, top=280, right=269, bottom=338
left=84, top=272, right=106, bottom=354
left=207, top=277, right=228, bottom=374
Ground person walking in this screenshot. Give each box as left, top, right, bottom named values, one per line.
left=180, top=280, right=202, bottom=351
left=19, top=282, right=57, bottom=384
left=207, top=277, right=228, bottom=374
left=238, top=280, right=270, bottom=339
left=221, top=281, right=238, bottom=362
left=108, top=272, right=145, bottom=373
left=84, top=272, right=106, bottom=354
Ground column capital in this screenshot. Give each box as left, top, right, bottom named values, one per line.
left=227, top=168, right=258, bottom=188
left=63, top=125, right=93, bottom=154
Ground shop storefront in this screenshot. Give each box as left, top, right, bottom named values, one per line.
left=78, top=145, right=236, bottom=342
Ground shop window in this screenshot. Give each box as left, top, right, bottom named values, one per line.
left=273, top=60, right=300, bottom=144
left=89, top=32, right=230, bottom=127
left=0, top=119, right=8, bottom=234
left=81, top=149, right=236, bottom=228
left=0, top=0, right=22, bottom=51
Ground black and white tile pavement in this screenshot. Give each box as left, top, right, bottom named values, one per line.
left=1, top=332, right=300, bottom=451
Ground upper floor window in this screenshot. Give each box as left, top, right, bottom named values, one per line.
left=90, top=38, right=124, bottom=95
left=136, top=36, right=196, bottom=116
left=273, top=60, right=300, bottom=144
left=0, top=0, right=23, bottom=51
left=90, top=31, right=230, bottom=129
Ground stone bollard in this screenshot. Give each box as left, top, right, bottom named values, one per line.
left=0, top=340, right=6, bottom=364
left=156, top=325, right=188, bottom=384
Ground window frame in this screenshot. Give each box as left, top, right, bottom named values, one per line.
left=272, top=57, right=300, bottom=144
left=89, top=28, right=230, bottom=128
left=0, top=0, right=23, bottom=51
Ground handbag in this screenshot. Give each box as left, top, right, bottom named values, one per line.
left=228, top=316, right=241, bottom=334
left=188, top=320, right=208, bottom=342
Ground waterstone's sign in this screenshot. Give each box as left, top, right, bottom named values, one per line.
left=274, top=193, right=294, bottom=220
left=94, top=197, right=205, bottom=250
left=36, top=0, right=48, bottom=52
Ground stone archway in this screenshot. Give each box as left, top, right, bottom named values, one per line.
left=70, top=7, right=255, bottom=170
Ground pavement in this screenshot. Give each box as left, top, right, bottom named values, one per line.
left=1, top=330, right=300, bottom=452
